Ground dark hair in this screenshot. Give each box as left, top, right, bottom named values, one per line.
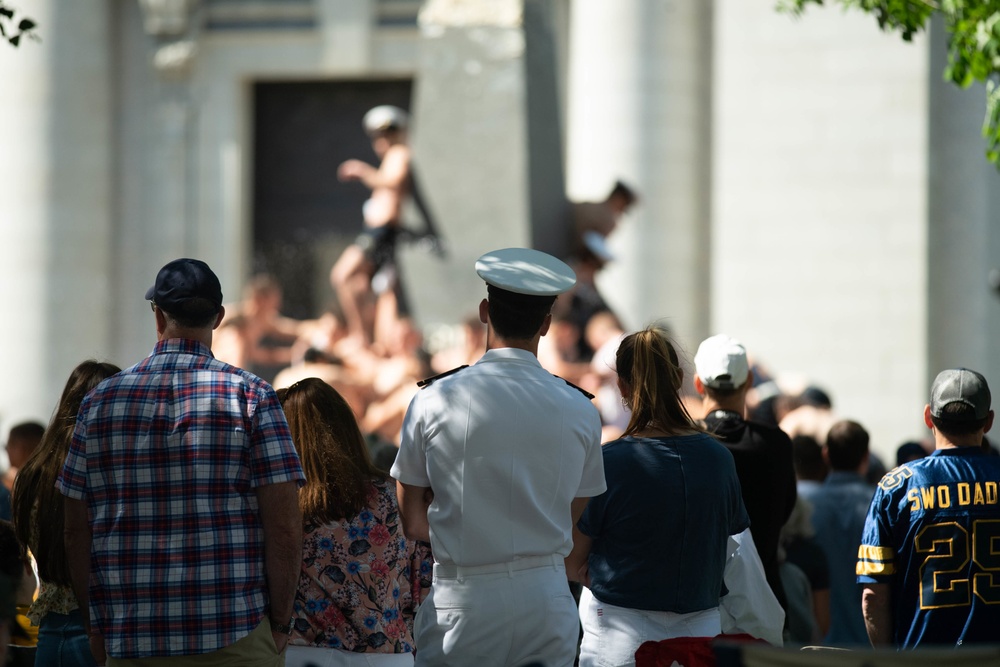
left=616, top=326, right=700, bottom=437
left=825, top=420, right=869, bottom=471
left=371, top=127, right=405, bottom=142
left=8, top=422, right=44, bottom=445
left=486, top=286, right=556, bottom=341
left=792, top=434, right=828, bottom=481
left=931, top=402, right=990, bottom=436
left=12, top=360, right=120, bottom=586
left=277, top=378, right=387, bottom=523
left=895, top=441, right=928, bottom=467
left=703, top=383, right=743, bottom=401
left=800, top=386, right=833, bottom=409
left=609, top=180, right=637, bottom=205
left=158, top=297, right=220, bottom=328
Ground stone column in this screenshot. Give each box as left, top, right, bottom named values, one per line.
left=0, top=2, right=114, bottom=426
left=926, top=17, right=1000, bottom=389
left=711, top=1, right=929, bottom=450
left=564, top=0, right=714, bottom=346
left=400, top=0, right=568, bottom=327
left=115, top=0, right=206, bottom=365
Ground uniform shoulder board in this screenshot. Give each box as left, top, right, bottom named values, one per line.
left=555, top=375, right=595, bottom=400
left=416, top=365, right=469, bottom=389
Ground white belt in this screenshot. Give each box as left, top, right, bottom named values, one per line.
left=433, top=554, right=564, bottom=579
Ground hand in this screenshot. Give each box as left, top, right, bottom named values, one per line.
left=88, top=631, right=108, bottom=666
left=337, top=159, right=368, bottom=182
left=577, top=562, right=591, bottom=588
left=271, top=631, right=290, bottom=654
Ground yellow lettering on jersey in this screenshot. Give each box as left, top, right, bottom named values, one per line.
left=958, top=483, right=971, bottom=506
left=909, top=488, right=920, bottom=512
left=921, top=486, right=936, bottom=510
left=937, top=485, right=952, bottom=508
left=988, top=482, right=998, bottom=505
left=975, top=483, right=986, bottom=505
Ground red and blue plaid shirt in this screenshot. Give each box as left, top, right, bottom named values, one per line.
left=58, top=338, right=305, bottom=658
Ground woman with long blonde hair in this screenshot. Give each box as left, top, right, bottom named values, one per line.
left=278, top=378, right=427, bottom=667
left=12, top=359, right=120, bottom=667
left=567, top=326, right=749, bottom=666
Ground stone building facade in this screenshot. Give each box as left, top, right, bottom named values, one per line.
left=1, top=0, right=997, bottom=460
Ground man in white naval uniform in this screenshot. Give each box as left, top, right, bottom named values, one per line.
left=391, top=247, right=606, bottom=667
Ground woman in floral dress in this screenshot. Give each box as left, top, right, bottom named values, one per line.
left=279, top=378, right=430, bottom=667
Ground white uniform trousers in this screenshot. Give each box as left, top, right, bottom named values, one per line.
left=578, top=587, right=721, bottom=667
left=285, top=646, right=414, bottom=667
left=414, top=555, right=578, bottom=667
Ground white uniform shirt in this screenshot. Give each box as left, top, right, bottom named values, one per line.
left=391, top=347, right=606, bottom=567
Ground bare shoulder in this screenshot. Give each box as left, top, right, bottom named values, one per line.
left=384, top=143, right=411, bottom=164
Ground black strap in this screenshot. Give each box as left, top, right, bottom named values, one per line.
left=416, top=365, right=469, bottom=388
left=402, top=165, right=447, bottom=258
left=555, top=375, right=595, bottom=400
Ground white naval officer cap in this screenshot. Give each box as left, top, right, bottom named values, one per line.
left=475, top=247, right=576, bottom=296
left=363, top=105, right=409, bottom=135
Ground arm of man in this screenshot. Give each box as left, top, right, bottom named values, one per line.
left=397, top=481, right=432, bottom=543
left=255, top=481, right=303, bottom=653
left=565, top=497, right=593, bottom=584
left=365, top=144, right=410, bottom=191
left=861, top=583, right=892, bottom=647
left=338, top=146, right=410, bottom=191
left=64, top=497, right=105, bottom=665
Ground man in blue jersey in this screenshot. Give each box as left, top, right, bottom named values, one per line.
left=857, top=368, right=998, bottom=648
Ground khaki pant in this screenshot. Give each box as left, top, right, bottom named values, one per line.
left=108, top=619, right=283, bottom=667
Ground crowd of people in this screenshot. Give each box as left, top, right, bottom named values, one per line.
left=1, top=245, right=996, bottom=667
left=2, top=111, right=999, bottom=667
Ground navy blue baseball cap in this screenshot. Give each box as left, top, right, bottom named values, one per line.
left=145, top=258, right=223, bottom=312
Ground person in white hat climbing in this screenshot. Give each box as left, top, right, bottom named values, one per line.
left=331, top=105, right=412, bottom=345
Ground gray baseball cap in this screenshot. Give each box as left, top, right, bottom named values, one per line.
left=930, top=369, right=991, bottom=421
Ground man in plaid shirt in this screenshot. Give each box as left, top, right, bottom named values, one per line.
left=59, top=258, right=305, bottom=666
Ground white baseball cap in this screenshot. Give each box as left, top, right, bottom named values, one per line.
left=475, top=248, right=576, bottom=296
left=694, top=334, right=749, bottom=390
left=363, top=105, right=409, bottom=135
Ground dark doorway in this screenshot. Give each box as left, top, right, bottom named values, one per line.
left=252, top=79, right=413, bottom=319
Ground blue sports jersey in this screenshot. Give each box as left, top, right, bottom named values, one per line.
left=857, top=447, right=1000, bottom=648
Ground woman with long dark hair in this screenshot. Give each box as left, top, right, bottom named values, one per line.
left=278, top=378, right=427, bottom=667
left=12, top=360, right=120, bottom=667
left=567, top=326, right=749, bottom=666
